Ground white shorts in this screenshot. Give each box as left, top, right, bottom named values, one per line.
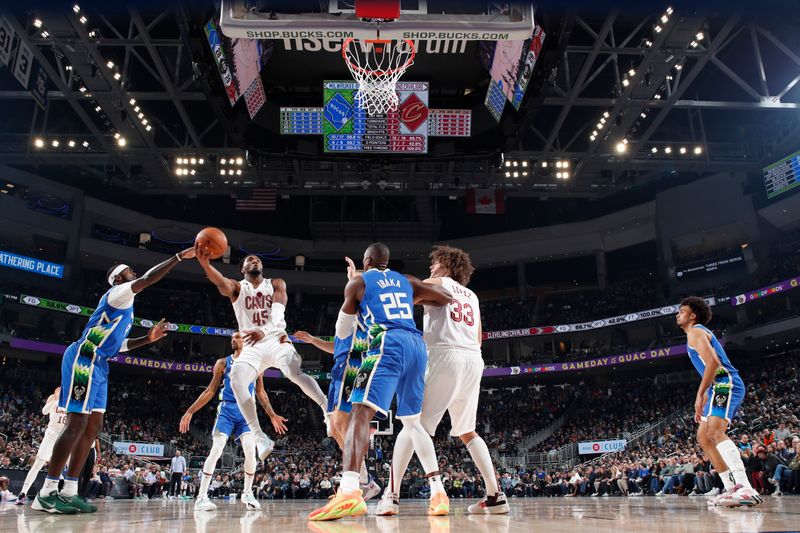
left=233, top=333, right=300, bottom=375
left=420, top=347, right=484, bottom=437
left=37, top=427, right=63, bottom=461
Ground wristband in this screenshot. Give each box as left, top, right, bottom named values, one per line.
left=175, top=253, right=182, bottom=262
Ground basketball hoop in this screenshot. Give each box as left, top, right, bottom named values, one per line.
left=342, top=38, right=416, bottom=115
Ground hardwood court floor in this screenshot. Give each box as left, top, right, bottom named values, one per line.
left=3, top=496, right=800, bottom=533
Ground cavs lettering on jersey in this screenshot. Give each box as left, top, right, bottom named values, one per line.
left=233, top=278, right=279, bottom=335
left=46, top=398, right=67, bottom=431
left=423, top=277, right=481, bottom=351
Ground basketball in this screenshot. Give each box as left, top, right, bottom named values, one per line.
left=195, top=227, right=227, bottom=259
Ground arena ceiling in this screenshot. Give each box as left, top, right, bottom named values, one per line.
left=0, top=2, right=799, bottom=200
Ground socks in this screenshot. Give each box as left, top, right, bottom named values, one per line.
left=719, top=470, right=734, bottom=491
left=199, top=472, right=213, bottom=497
left=404, top=420, right=440, bottom=480
left=61, top=477, right=78, bottom=497
left=244, top=473, right=255, bottom=494
left=340, top=471, right=360, bottom=493
left=359, top=461, right=369, bottom=485
left=428, top=474, right=446, bottom=496
left=466, top=436, right=501, bottom=496
left=39, top=476, right=60, bottom=496
left=716, top=439, right=753, bottom=490
left=390, top=427, right=415, bottom=495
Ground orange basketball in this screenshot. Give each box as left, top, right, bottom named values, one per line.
left=195, top=227, right=228, bottom=259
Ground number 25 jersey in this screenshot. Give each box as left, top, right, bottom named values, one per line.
left=423, top=276, right=481, bottom=351
left=359, top=268, right=421, bottom=339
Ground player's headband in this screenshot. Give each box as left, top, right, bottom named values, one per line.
left=108, top=264, right=130, bottom=286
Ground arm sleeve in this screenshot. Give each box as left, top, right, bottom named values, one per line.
left=42, top=397, right=56, bottom=415
left=107, top=281, right=136, bottom=309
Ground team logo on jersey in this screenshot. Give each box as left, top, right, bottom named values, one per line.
left=72, top=384, right=87, bottom=401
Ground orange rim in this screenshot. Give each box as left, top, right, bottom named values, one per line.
left=342, top=38, right=416, bottom=77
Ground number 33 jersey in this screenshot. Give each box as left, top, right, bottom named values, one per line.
left=232, top=278, right=279, bottom=336
left=359, top=268, right=421, bottom=343
left=423, top=276, right=481, bottom=351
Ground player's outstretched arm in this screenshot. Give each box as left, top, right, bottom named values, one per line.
left=179, top=358, right=226, bottom=433
left=335, top=277, right=365, bottom=339
left=688, top=328, right=722, bottom=422
left=194, top=244, right=240, bottom=300
left=293, top=331, right=335, bottom=354
left=256, top=376, right=288, bottom=435
left=408, top=275, right=453, bottom=307
left=130, top=247, right=195, bottom=294
left=119, top=319, right=171, bottom=353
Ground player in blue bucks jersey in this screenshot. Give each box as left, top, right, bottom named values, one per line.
left=677, top=297, right=761, bottom=508
left=310, top=242, right=453, bottom=521
left=33, top=248, right=195, bottom=515
left=293, top=257, right=381, bottom=500
left=179, top=331, right=287, bottom=511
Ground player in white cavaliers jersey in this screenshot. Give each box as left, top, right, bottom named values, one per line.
left=16, top=387, right=67, bottom=504
left=195, top=250, right=328, bottom=459
left=377, top=245, right=508, bottom=515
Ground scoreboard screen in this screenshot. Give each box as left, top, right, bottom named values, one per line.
left=323, top=81, right=429, bottom=154
left=280, top=107, right=323, bottom=135
left=764, top=149, right=800, bottom=199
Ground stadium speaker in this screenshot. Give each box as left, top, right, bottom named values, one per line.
left=138, top=232, right=151, bottom=250
left=223, top=245, right=231, bottom=265
left=295, top=255, right=306, bottom=271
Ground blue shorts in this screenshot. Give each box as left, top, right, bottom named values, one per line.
left=59, top=341, right=109, bottom=414
left=327, top=354, right=362, bottom=414
left=349, top=329, right=426, bottom=420
left=214, top=401, right=251, bottom=440
left=702, top=373, right=745, bottom=422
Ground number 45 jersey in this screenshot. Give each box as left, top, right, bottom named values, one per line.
left=233, top=278, right=279, bottom=335
left=423, top=276, right=481, bottom=352
left=359, top=268, right=421, bottom=344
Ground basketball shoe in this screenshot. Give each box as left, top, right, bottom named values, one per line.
left=361, top=478, right=382, bottom=500
left=308, top=489, right=366, bottom=521
left=428, top=492, right=449, bottom=516
left=241, top=490, right=260, bottom=510
left=255, top=432, right=275, bottom=461
left=717, top=485, right=763, bottom=508
left=194, top=494, right=217, bottom=511
left=467, top=492, right=510, bottom=514
left=375, top=491, right=400, bottom=516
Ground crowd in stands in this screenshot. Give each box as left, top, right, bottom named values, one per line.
left=2, top=348, right=799, bottom=502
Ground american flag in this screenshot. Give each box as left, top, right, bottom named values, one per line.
left=235, top=188, right=277, bottom=211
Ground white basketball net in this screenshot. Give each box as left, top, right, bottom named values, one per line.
left=342, top=39, right=416, bottom=115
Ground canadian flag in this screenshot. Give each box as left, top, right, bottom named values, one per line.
left=466, top=189, right=505, bottom=214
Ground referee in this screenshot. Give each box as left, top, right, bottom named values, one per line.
left=169, top=450, right=187, bottom=498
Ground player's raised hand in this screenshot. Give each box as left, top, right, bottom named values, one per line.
left=147, top=319, right=170, bottom=342
left=194, top=242, right=212, bottom=262
left=270, top=413, right=289, bottom=435
left=242, top=329, right=265, bottom=346
left=178, top=247, right=196, bottom=260
left=179, top=412, right=193, bottom=433
left=293, top=331, right=313, bottom=343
